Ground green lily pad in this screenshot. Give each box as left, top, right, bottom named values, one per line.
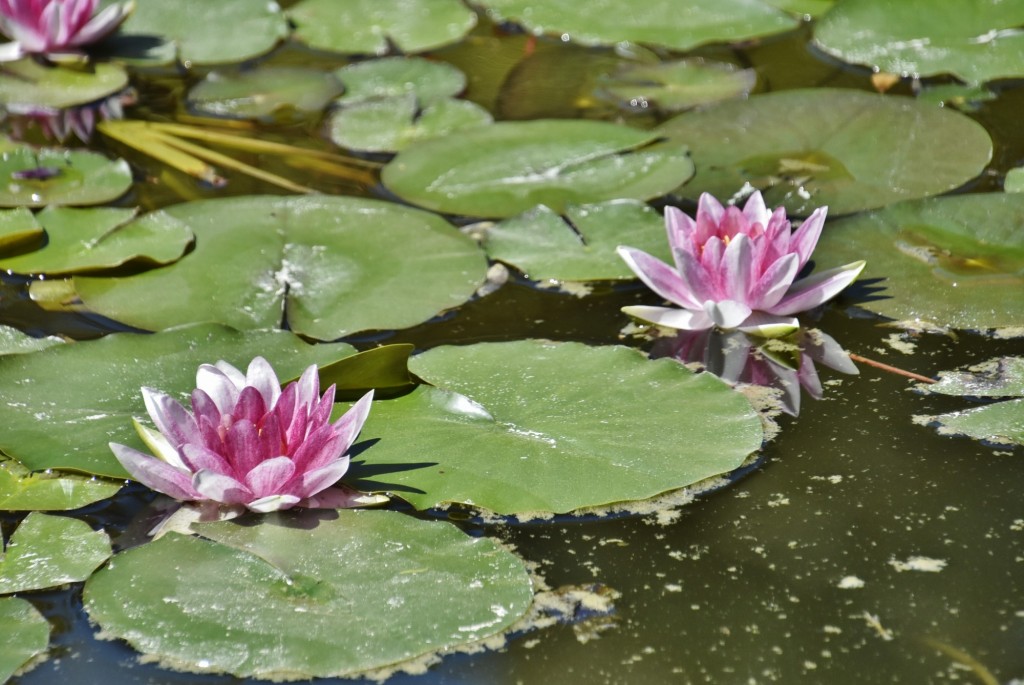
left=480, top=200, right=672, bottom=281
left=814, top=193, right=1024, bottom=331
left=187, top=67, right=343, bottom=121
left=1006, top=168, right=1024, bottom=194
left=924, top=357, right=1024, bottom=398
left=0, top=461, right=120, bottom=510
left=0, top=207, right=42, bottom=252
left=477, top=0, right=798, bottom=51
left=0, top=207, right=192, bottom=275
left=916, top=83, right=996, bottom=112
left=767, top=0, right=834, bottom=16
left=917, top=398, right=1024, bottom=449
left=319, top=344, right=415, bottom=400
left=334, top=57, right=467, bottom=105
left=351, top=341, right=763, bottom=515
left=84, top=510, right=533, bottom=679
left=596, top=59, right=757, bottom=112
left=289, top=0, right=476, bottom=55
left=0, top=59, right=128, bottom=110
left=111, top=0, right=289, bottom=66
left=73, top=196, right=486, bottom=339
left=0, top=597, right=49, bottom=682
left=813, top=0, right=1024, bottom=84
left=382, top=120, right=694, bottom=219
left=0, top=324, right=357, bottom=478
left=657, top=88, right=993, bottom=216
left=0, top=325, right=63, bottom=356
left=328, top=94, right=493, bottom=153
left=0, top=146, right=132, bottom=207
left=0, top=513, right=111, bottom=594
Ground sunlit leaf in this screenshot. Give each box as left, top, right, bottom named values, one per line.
left=0, top=597, right=49, bottom=681
left=0, top=146, right=132, bottom=207
left=334, top=57, right=467, bottom=104
left=0, top=513, right=111, bottom=593
left=0, top=59, right=128, bottom=110
left=0, top=461, right=121, bottom=510
left=0, top=325, right=63, bottom=356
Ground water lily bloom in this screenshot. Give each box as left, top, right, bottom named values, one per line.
left=0, top=0, right=133, bottom=62
left=617, top=192, right=866, bottom=337
left=110, top=357, right=374, bottom=514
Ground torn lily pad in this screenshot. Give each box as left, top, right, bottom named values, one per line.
left=0, top=513, right=111, bottom=594
left=0, top=597, right=48, bottom=682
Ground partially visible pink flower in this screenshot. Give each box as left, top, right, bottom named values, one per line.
left=618, top=192, right=865, bottom=337
left=110, top=357, right=374, bottom=514
left=8, top=89, right=131, bottom=142
left=0, top=0, right=133, bottom=62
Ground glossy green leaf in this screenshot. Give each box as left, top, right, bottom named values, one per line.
left=925, top=358, right=1024, bottom=398
left=0, top=326, right=63, bottom=356
left=0, top=59, right=128, bottom=110
left=481, top=200, right=672, bottom=281
left=73, top=196, right=487, bottom=339
left=814, top=193, right=1024, bottom=331
left=351, top=341, right=764, bottom=514
left=657, top=88, right=992, bottom=216
left=0, top=207, right=42, bottom=252
left=0, top=207, right=192, bottom=275
left=0, top=324, right=357, bottom=478
left=187, top=67, right=343, bottom=121
left=919, top=398, right=1024, bottom=449
left=1006, top=168, right=1024, bottom=194
left=814, top=0, right=1024, bottom=84
left=596, top=59, right=756, bottom=112
left=328, top=94, right=492, bottom=153
left=0, top=597, right=49, bottom=682
left=0, top=513, right=111, bottom=594
left=0, top=461, right=120, bottom=510
left=84, top=510, right=533, bottom=678
left=479, top=0, right=798, bottom=50
left=334, top=57, right=467, bottom=104
left=112, top=0, right=289, bottom=66
left=382, top=120, right=694, bottom=218
left=0, top=147, right=132, bottom=207
left=318, top=344, right=415, bottom=400
left=289, top=0, right=476, bottom=55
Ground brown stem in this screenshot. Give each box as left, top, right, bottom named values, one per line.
left=848, top=353, right=936, bottom=384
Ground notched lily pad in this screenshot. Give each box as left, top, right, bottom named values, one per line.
left=0, top=597, right=49, bottom=682
left=350, top=340, right=764, bottom=515
left=0, top=59, right=129, bottom=110
left=0, top=512, right=111, bottom=594
left=596, top=59, right=757, bottom=113
left=187, top=67, right=344, bottom=121
left=0, top=460, right=121, bottom=510
left=84, top=510, right=533, bottom=679
left=382, top=120, right=694, bottom=218
left=0, top=146, right=132, bottom=207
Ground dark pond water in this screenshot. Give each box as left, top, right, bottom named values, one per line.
left=3, top=11, right=1024, bottom=685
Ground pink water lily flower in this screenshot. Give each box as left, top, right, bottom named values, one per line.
left=110, top=357, right=374, bottom=514
left=618, top=192, right=865, bottom=337
left=0, top=0, right=133, bottom=62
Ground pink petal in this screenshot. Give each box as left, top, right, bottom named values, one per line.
left=719, top=233, right=754, bottom=303
left=295, top=458, right=351, bottom=499
left=290, top=424, right=341, bottom=472
left=789, top=206, right=828, bottom=270
left=190, top=388, right=221, bottom=425
left=232, top=385, right=266, bottom=425
left=245, top=356, right=281, bottom=410
left=767, top=260, right=865, bottom=316
left=67, top=1, right=127, bottom=47
left=110, top=442, right=199, bottom=501
left=664, top=206, right=696, bottom=267
left=293, top=364, right=319, bottom=411
left=694, top=193, right=725, bottom=243
left=225, top=419, right=269, bottom=475
left=677, top=246, right=720, bottom=304
left=747, top=252, right=799, bottom=310
left=243, top=456, right=296, bottom=498
left=142, top=387, right=200, bottom=449
left=331, top=390, right=374, bottom=452
left=192, top=470, right=252, bottom=505
left=741, top=191, right=771, bottom=228
left=620, top=305, right=715, bottom=331
left=180, top=443, right=234, bottom=478
left=617, top=245, right=702, bottom=309
left=195, top=364, right=240, bottom=415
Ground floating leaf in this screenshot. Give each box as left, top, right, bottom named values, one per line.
left=0, top=324, right=357, bottom=478
left=85, top=510, right=533, bottom=679
left=813, top=0, right=1024, bottom=84
left=73, top=196, right=486, bottom=339
left=0, top=461, right=120, bottom=510
left=915, top=83, right=996, bottom=112
left=0, top=207, right=192, bottom=275
left=657, top=88, right=992, bottom=216
left=814, top=193, right=1024, bottom=331
left=0, top=146, right=132, bottom=207
left=0, top=59, right=128, bottom=110
left=319, top=344, right=415, bottom=400
left=382, top=120, right=694, bottom=218
left=923, top=357, right=1024, bottom=398
left=0, top=513, right=111, bottom=593
left=350, top=341, right=763, bottom=514
left=289, top=0, right=476, bottom=55
left=477, top=0, right=798, bottom=50
left=187, top=67, right=343, bottom=121
left=916, top=398, right=1024, bottom=449
left=596, top=59, right=757, bottom=112
left=0, top=325, right=63, bottom=356
left=1006, top=168, right=1024, bottom=194
left=334, top=57, right=467, bottom=105
left=0, top=597, right=49, bottom=682
left=0, top=207, right=42, bottom=252
left=480, top=200, right=672, bottom=281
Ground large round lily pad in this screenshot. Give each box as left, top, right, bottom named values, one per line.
left=289, top=0, right=476, bottom=55
left=73, top=196, right=487, bottom=339
left=0, top=324, right=357, bottom=478
left=350, top=340, right=764, bottom=514
left=656, top=88, right=992, bottom=216
left=0, top=147, right=132, bottom=207
left=84, top=510, right=533, bottom=679
left=814, top=193, right=1024, bottom=331
left=0, top=59, right=128, bottom=110
left=382, top=120, right=694, bottom=218
left=813, top=0, right=1024, bottom=84
left=478, top=0, right=799, bottom=51
left=0, top=597, right=48, bottom=682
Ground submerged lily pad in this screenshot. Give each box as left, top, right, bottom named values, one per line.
left=289, top=0, right=476, bottom=55
left=478, top=0, right=798, bottom=50
left=0, top=324, right=357, bottom=478
left=334, top=57, right=467, bottom=105
left=73, top=196, right=487, bottom=339
left=329, top=94, right=492, bottom=153
left=0, top=147, right=132, bottom=207
left=814, top=193, right=1024, bottom=331
left=382, top=120, right=694, bottom=218
left=0, top=513, right=111, bottom=594
left=657, top=88, right=992, bottom=216
left=480, top=200, right=671, bottom=281
left=813, top=0, right=1024, bottom=84
left=351, top=340, right=763, bottom=515
left=0, top=59, right=128, bottom=110
left=0, top=207, right=192, bottom=275
left=85, top=510, right=533, bottom=679
left=0, top=461, right=120, bottom=510
left=0, top=597, right=48, bottom=682
left=187, top=67, right=343, bottom=121
left=596, top=59, right=757, bottom=112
